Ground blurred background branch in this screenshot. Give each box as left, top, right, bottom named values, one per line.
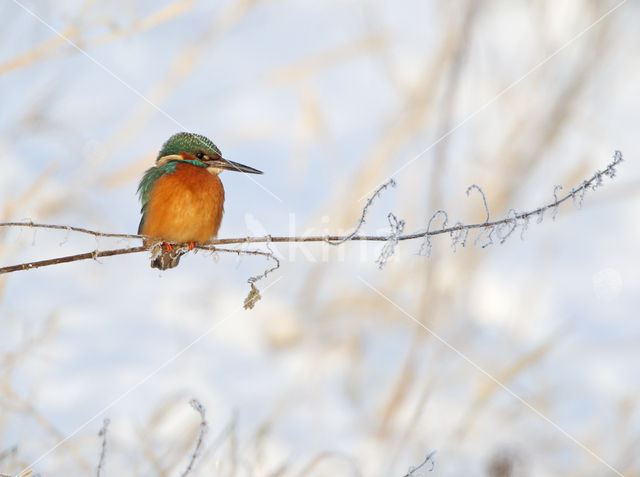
left=0, top=1, right=637, bottom=476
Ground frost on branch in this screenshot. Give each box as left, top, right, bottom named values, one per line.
left=180, top=398, right=209, bottom=477
left=466, top=184, right=490, bottom=223
left=376, top=212, right=406, bottom=269
left=450, top=221, right=469, bottom=251
left=403, top=451, right=437, bottom=476
left=552, top=185, right=563, bottom=220
left=419, top=210, right=448, bottom=258
left=412, top=150, right=624, bottom=257
left=496, top=209, right=518, bottom=244
left=327, top=178, right=397, bottom=246
left=87, top=400, right=209, bottom=477
left=96, top=418, right=110, bottom=477
left=0, top=151, right=624, bottom=302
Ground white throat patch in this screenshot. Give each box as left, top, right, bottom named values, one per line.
left=206, top=167, right=223, bottom=175
left=156, top=154, right=183, bottom=166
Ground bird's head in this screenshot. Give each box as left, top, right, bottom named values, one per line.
left=156, top=132, right=263, bottom=175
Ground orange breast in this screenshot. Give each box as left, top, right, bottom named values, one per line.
left=141, top=162, right=225, bottom=243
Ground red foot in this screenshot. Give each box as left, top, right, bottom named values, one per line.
left=188, top=241, right=195, bottom=250
left=163, top=242, right=173, bottom=251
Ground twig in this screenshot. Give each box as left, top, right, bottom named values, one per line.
left=376, top=213, right=405, bottom=269
left=419, top=210, right=448, bottom=258
left=0, top=151, right=623, bottom=275
left=0, top=445, right=17, bottom=464
left=96, top=419, right=110, bottom=477
left=197, top=244, right=281, bottom=309
left=198, top=245, right=281, bottom=283
left=180, top=399, right=208, bottom=477
left=325, top=178, right=396, bottom=245
left=466, top=184, right=490, bottom=223
left=245, top=242, right=280, bottom=309
left=0, top=221, right=141, bottom=240
left=402, top=451, right=437, bottom=476
left=0, top=246, right=146, bottom=274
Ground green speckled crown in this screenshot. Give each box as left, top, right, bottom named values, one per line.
left=157, top=132, right=221, bottom=159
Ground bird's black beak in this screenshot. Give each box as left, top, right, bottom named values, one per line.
left=206, top=156, right=263, bottom=174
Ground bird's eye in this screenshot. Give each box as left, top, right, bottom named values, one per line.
left=196, top=152, right=204, bottom=159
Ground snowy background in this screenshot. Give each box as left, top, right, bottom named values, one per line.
left=1, top=1, right=639, bottom=476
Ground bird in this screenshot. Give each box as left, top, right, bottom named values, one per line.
left=137, top=132, right=263, bottom=270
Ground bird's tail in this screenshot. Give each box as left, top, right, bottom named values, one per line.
left=149, top=242, right=185, bottom=270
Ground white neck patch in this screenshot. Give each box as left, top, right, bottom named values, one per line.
left=206, top=167, right=223, bottom=175
left=156, top=154, right=183, bottom=166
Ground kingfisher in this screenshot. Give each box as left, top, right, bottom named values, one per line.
left=137, top=132, right=263, bottom=270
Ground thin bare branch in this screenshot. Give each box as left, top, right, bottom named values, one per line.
left=0, top=151, right=623, bottom=276
left=96, top=419, right=110, bottom=477
left=466, top=184, right=490, bottom=223
left=198, top=243, right=280, bottom=309
left=0, top=221, right=141, bottom=240
left=180, top=399, right=208, bottom=477
left=0, top=446, right=17, bottom=464
left=0, top=246, right=146, bottom=274
left=376, top=213, right=406, bottom=269
left=402, top=451, right=437, bottom=476
left=326, top=178, right=396, bottom=245
left=552, top=185, right=564, bottom=220
left=419, top=210, right=449, bottom=258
